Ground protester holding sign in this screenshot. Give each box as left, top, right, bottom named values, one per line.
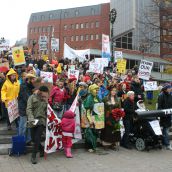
left=1, top=68, right=20, bottom=130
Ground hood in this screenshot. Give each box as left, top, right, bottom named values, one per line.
left=6, top=68, right=18, bottom=80
left=62, top=110, right=75, bottom=119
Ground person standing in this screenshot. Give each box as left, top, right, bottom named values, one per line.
left=18, top=74, right=36, bottom=144
left=158, top=84, right=172, bottom=150
left=27, top=86, right=49, bottom=164
left=1, top=69, right=20, bottom=130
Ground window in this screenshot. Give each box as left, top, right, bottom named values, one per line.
left=85, top=23, right=89, bottom=28
left=76, top=36, right=79, bottom=41
left=95, top=21, right=99, bottom=28
left=29, top=39, right=32, bottom=45
left=34, top=28, right=38, bottom=33
left=64, top=12, right=68, bottom=18
left=163, top=29, right=167, bottom=35
left=43, top=27, right=47, bottom=32
left=91, top=8, right=95, bottom=15
left=41, top=15, right=45, bottom=21
left=91, top=35, right=94, bottom=40
left=75, top=10, right=79, bottom=16
left=86, top=35, right=89, bottom=40
left=152, top=62, right=159, bottom=72
left=38, top=27, right=42, bottom=33
left=76, top=24, right=79, bottom=29
left=163, top=43, right=168, bottom=48
left=168, top=29, right=172, bottom=35
left=96, top=34, right=99, bottom=40
left=71, top=36, right=74, bottom=41
left=91, top=22, right=94, bottom=28
left=71, top=24, right=75, bottom=29
left=80, top=35, right=84, bottom=41
left=80, top=23, right=84, bottom=29
left=49, top=13, right=53, bottom=20
left=162, top=16, right=167, bottom=20
left=64, top=37, right=67, bottom=42
left=30, top=28, right=33, bottom=34
left=32, top=16, right=37, bottom=22
left=64, top=25, right=67, bottom=30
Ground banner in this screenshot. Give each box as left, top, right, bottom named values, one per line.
left=114, top=51, right=123, bottom=62
left=0, top=39, right=10, bottom=52
left=102, top=34, right=111, bottom=61
left=68, top=69, right=79, bottom=82
left=93, top=103, right=105, bottom=129
left=51, top=38, right=59, bottom=51
left=39, top=36, right=48, bottom=51
left=7, top=99, right=19, bottom=123
left=116, top=59, right=127, bottom=74
left=88, top=62, right=102, bottom=74
left=44, top=105, right=63, bottom=154
left=64, top=43, right=90, bottom=62
left=138, top=60, right=153, bottom=80
left=12, top=46, right=26, bottom=66
left=144, top=81, right=158, bottom=91
left=40, top=71, right=53, bottom=83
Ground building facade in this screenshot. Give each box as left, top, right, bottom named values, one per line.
left=110, top=0, right=160, bottom=55
left=27, top=3, right=110, bottom=59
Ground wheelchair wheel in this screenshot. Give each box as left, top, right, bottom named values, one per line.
left=135, top=138, right=145, bottom=151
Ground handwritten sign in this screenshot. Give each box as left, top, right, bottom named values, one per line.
left=68, top=69, right=79, bottom=82
left=117, top=59, right=127, bottom=74
left=89, top=62, right=102, bottom=74
left=40, top=71, right=53, bottom=83
left=7, top=99, right=19, bottom=123
left=144, top=81, right=158, bottom=91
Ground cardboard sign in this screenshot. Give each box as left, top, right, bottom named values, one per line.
left=89, top=62, right=102, bottom=74
left=40, top=71, right=53, bottom=83
left=44, top=105, right=63, bottom=154
left=12, top=46, right=26, bottom=66
left=116, top=59, right=127, bottom=74
left=68, top=69, right=79, bottom=82
left=51, top=38, right=59, bottom=51
left=39, top=36, right=47, bottom=51
left=138, top=60, right=153, bottom=80
left=144, top=81, right=158, bottom=91
left=7, top=99, right=19, bottom=123
left=114, top=51, right=123, bottom=62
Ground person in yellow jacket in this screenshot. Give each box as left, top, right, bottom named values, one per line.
left=1, top=68, right=20, bottom=130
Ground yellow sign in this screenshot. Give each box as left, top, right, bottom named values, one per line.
left=117, top=59, right=127, bottom=74
left=12, top=46, right=25, bottom=66
left=43, top=55, right=48, bottom=62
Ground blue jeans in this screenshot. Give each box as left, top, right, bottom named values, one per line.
left=18, top=116, right=31, bottom=143
left=162, top=127, right=170, bottom=146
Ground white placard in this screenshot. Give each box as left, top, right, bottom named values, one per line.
left=51, top=38, right=59, bottom=51
left=40, top=71, right=53, bottom=83
left=149, top=120, right=162, bottom=135
left=114, top=51, right=123, bottom=62
left=89, top=62, right=102, bottom=74
left=68, top=69, right=79, bottom=82
left=144, top=81, right=158, bottom=91
left=39, top=36, right=47, bottom=51
left=138, top=60, right=153, bottom=80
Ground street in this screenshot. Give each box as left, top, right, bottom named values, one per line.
left=0, top=147, right=172, bottom=172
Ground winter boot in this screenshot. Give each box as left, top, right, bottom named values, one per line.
left=66, top=148, right=73, bottom=158
left=31, top=153, right=37, bottom=164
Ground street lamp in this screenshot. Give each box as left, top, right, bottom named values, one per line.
left=109, top=8, right=117, bottom=62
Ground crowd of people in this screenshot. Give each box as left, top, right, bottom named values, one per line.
left=0, top=55, right=172, bottom=164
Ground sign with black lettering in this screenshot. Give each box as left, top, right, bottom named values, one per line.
left=138, top=60, right=153, bottom=80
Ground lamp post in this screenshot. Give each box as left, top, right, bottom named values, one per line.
left=109, top=8, right=117, bottom=63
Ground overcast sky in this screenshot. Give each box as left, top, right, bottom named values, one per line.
left=0, top=0, right=110, bottom=45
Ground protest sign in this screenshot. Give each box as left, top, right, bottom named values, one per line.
left=0, top=62, right=9, bottom=72
left=7, top=99, right=19, bottom=123
left=68, top=69, right=79, bottom=82
left=40, top=71, right=53, bottom=83
left=116, top=59, right=127, bottom=74
left=51, top=38, right=59, bottom=51
left=12, top=46, right=26, bottom=66
left=144, top=81, right=158, bottom=91
left=114, top=51, right=123, bottom=62
left=138, top=60, right=153, bottom=80
left=44, top=105, right=63, bottom=154
left=102, top=34, right=111, bottom=61
left=149, top=120, right=162, bottom=135
left=39, top=36, right=48, bottom=51
left=0, top=39, right=10, bottom=52
left=89, top=62, right=102, bottom=74
left=93, top=103, right=105, bottom=129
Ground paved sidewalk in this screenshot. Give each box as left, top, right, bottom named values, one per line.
left=0, top=147, right=172, bottom=172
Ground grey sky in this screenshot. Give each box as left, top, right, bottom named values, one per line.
left=0, top=0, right=110, bottom=45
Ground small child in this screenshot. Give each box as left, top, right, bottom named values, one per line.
left=61, top=110, right=75, bottom=158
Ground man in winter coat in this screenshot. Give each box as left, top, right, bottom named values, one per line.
left=1, top=68, right=20, bottom=130
left=18, top=73, right=36, bottom=144
left=158, top=84, right=172, bottom=150
left=27, top=86, right=49, bottom=164
left=61, top=110, right=75, bottom=158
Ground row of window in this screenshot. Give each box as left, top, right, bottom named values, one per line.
left=162, top=42, right=172, bottom=49
left=32, top=8, right=97, bottom=22
left=162, top=29, right=172, bottom=35
left=162, top=15, right=172, bottom=21
left=29, top=21, right=100, bottom=34
left=29, top=34, right=100, bottom=45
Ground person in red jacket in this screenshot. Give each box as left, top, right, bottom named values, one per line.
left=61, top=110, right=75, bottom=158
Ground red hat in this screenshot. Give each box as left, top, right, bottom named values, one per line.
left=69, top=77, right=77, bottom=83
left=83, top=75, right=91, bottom=82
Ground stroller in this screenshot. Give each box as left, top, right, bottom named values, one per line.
left=130, top=100, right=163, bottom=151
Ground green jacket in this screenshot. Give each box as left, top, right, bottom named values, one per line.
left=26, top=94, right=47, bottom=128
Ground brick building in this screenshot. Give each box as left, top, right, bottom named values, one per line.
left=160, top=3, right=172, bottom=59
left=27, top=3, right=110, bottom=59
